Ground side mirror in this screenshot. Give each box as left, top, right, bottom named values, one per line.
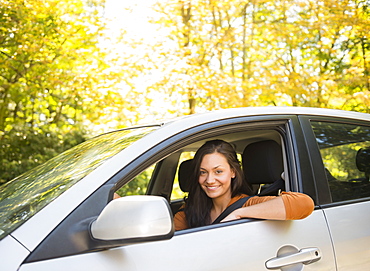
left=90, top=195, right=174, bottom=243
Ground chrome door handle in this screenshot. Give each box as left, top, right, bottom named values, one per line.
left=266, top=247, right=321, bottom=269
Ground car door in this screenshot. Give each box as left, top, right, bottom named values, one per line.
left=20, top=115, right=336, bottom=271
left=301, top=116, right=370, bottom=270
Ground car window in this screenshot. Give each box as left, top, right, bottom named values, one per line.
left=311, top=121, right=370, bottom=202
left=171, top=152, right=194, bottom=201
left=116, top=152, right=192, bottom=202
left=115, top=164, right=156, bottom=196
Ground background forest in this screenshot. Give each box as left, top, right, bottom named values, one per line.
left=0, top=0, right=369, bottom=184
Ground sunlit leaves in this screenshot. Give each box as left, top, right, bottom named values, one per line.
left=0, top=0, right=129, bottom=183
left=145, top=0, right=370, bottom=112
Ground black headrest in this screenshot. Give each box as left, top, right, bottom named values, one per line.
left=178, top=159, right=194, bottom=192
left=356, top=147, right=370, bottom=173
left=242, top=140, right=283, bottom=184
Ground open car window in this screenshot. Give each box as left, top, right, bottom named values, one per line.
left=114, top=126, right=288, bottom=219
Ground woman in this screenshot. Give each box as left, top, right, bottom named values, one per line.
left=174, top=139, right=314, bottom=231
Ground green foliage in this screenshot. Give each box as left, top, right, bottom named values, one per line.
left=0, top=0, right=125, bottom=131
left=116, top=164, right=156, bottom=196
left=0, top=0, right=130, bottom=184
left=0, top=125, right=87, bottom=184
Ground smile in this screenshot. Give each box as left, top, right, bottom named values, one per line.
left=205, top=185, right=220, bottom=191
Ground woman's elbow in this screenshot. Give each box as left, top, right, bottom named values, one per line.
left=293, top=194, right=315, bottom=219
left=283, top=192, right=315, bottom=220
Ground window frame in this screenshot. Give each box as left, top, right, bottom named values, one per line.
left=299, top=115, right=370, bottom=206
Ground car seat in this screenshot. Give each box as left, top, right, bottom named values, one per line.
left=356, top=147, right=370, bottom=180
left=169, top=159, right=193, bottom=214
left=178, top=159, right=193, bottom=193
left=242, top=140, right=285, bottom=196
left=336, top=146, right=370, bottom=200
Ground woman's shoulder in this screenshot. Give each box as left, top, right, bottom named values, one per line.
left=228, top=193, right=250, bottom=205
left=174, top=204, right=188, bottom=231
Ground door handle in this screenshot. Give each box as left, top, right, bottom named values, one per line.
left=265, top=247, right=321, bottom=269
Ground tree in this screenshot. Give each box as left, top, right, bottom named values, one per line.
left=0, top=0, right=127, bottom=183
left=146, top=0, right=370, bottom=112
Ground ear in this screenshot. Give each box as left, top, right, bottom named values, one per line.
left=231, top=168, right=236, bottom=179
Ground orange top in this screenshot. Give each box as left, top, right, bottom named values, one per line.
left=174, top=192, right=314, bottom=231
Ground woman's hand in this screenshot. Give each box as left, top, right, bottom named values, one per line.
left=221, top=210, right=242, bottom=222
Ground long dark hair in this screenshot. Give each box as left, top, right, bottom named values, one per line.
left=184, top=139, right=253, bottom=228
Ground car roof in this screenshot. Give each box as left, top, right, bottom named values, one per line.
left=161, top=106, right=370, bottom=128
left=101, top=107, right=370, bottom=137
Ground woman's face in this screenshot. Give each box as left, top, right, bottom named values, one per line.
left=198, top=152, right=235, bottom=201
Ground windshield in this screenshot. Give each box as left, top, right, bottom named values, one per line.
left=0, top=126, right=159, bottom=240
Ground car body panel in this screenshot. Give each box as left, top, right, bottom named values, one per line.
left=20, top=210, right=335, bottom=271
left=323, top=201, right=370, bottom=270
left=0, top=235, right=30, bottom=271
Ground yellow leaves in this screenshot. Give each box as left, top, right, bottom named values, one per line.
left=35, top=13, right=49, bottom=19
left=137, top=0, right=370, bottom=114
left=0, top=0, right=129, bottom=132
left=1, top=0, right=368, bottom=134
left=4, top=124, right=13, bottom=132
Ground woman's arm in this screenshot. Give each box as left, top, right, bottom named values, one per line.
left=222, top=196, right=286, bottom=222
left=222, top=192, right=314, bottom=222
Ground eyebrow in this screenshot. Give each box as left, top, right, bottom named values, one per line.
left=200, top=165, right=223, bottom=170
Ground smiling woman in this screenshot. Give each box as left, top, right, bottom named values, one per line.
left=199, top=153, right=234, bottom=202
left=174, top=139, right=314, bottom=230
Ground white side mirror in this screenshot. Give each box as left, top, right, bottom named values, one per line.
left=90, top=195, right=173, bottom=241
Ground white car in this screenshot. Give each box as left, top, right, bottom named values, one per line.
left=1, top=107, right=370, bottom=270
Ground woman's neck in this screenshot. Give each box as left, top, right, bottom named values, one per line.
left=210, top=194, right=232, bottom=222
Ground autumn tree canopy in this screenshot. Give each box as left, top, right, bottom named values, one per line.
left=0, top=0, right=129, bottom=183
left=0, top=0, right=369, bottom=183
left=147, top=0, right=370, bottom=114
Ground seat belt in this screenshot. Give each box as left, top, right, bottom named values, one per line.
left=212, top=196, right=253, bottom=224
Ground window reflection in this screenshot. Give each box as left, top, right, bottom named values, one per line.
left=0, top=126, right=158, bottom=240
left=311, top=122, right=370, bottom=202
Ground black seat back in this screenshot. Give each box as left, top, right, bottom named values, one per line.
left=356, top=147, right=370, bottom=177
left=242, top=140, right=284, bottom=195
left=178, top=159, right=194, bottom=193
